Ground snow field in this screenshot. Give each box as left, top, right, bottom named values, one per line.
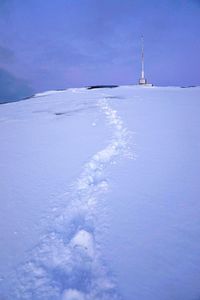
left=7, top=92, right=132, bottom=300
left=2, top=86, right=200, bottom=300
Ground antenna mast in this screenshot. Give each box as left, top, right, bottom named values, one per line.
left=141, top=35, right=145, bottom=79
left=139, top=35, right=147, bottom=85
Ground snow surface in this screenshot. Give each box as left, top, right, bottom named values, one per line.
left=0, top=85, right=200, bottom=300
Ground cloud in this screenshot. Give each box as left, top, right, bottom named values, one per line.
left=0, top=0, right=199, bottom=90
left=0, top=0, right=12, bottom=9
left=192, top=0, right=200, bottom=5
left=0, top=0, right=9, bottom=6
left=0, top=68, right=33, bottom=103
left=0, top=45, right=15, bottom=63
left=0, top=0, right=13, bottom=13
left=0, top=0, right=12, bottom=7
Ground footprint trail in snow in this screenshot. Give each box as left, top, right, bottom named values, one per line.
left=8, top=92, right=133, bottom=300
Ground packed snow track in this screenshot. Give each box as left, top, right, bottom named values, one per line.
left=0, top=88, right=132, bottom=300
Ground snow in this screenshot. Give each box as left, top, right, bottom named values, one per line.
left=0, top=85, right=200, bottom=300
left=70, top=229, right=95, bottom=258
left=61, top=289, right=85, bottom=300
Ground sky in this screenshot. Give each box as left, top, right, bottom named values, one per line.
left=0, top=0, right=200, bottom=102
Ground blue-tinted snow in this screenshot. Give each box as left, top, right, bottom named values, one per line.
left=0, top=88, right=131, bottom=299
left=98, top=86, right=200, bottom=300
left=0, top=86, right=200, bottom=300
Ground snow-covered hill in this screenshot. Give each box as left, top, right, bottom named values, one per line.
left=0, top=86, right=200, bottom=300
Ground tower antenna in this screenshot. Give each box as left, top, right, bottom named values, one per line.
left=139, top=35, right=148, bottom=85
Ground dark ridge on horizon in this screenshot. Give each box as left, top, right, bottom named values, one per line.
left=0, top=94, right=35, bottom=105
left=0, top=89, right=68, bottom=105
left=87, top=85, right=118, bottom=90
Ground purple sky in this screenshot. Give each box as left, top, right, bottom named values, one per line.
left=0, top=0, right=200, bottom=102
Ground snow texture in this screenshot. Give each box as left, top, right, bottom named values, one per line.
left=1, top=85, right=200, bottom=300
left=0, top=89, right=131, bottom=299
